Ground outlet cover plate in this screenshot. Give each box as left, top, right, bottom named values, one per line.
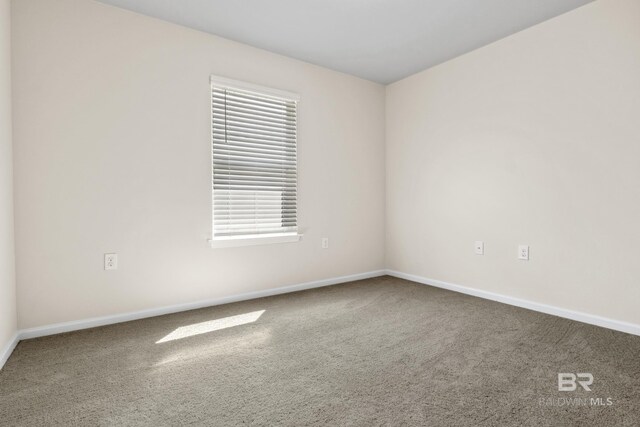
left=518, top=245, right=529, bottom=261
left=105, top=253, right=118, bottom=270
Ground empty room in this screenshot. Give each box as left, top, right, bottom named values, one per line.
left=1, top=0, right=639, bottom=425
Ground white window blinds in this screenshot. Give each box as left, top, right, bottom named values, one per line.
left=211, top=77, right=298, bottom=240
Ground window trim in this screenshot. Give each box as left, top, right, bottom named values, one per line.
left=209, top=232, right=301, bottom=249
left=209, top=75, right=301, bottom=248
left=209, top=75, right=300, bottom=103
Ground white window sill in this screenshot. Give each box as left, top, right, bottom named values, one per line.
left=209, top=233, right=302, bottom=248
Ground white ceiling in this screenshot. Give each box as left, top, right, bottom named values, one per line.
left=96, top=0, right=594, bottom=84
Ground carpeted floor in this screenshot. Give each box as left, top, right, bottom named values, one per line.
left=1, top=276, right=639, bottom=426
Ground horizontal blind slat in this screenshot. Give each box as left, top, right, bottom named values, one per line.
left=213, top=137, right=296, bottom=152
left=213, top=118, right=296, bottom=135
left=215, top=223, right=297, bottom=231
left=212, top=90, right=296, bottom=104
left=214, top=208, right=297, bottom=214
left=213, top=155, right=296, bottom=167
left=214, top=182, right=296, bottom=189
left=212, top=142, right=296, bottom=156
left=213, top=192, right=297, bottom=199
left=214, top=186, right=296, bottom=192
left=213, top=103, right=296, bottom=121
left=214, top=169, right=296, bottom=179
left=213, top=128, right=296, bottom=144
left=215, top=215, right=297, bottom=220
left=213, top=89, right=296, bottom=109
left=212, top=108, right=296, bottom=127
left=212, top=93, right=297, bottom=114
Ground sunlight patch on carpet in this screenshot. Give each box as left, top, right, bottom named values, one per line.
left=156, top=310, right=265, bottom=343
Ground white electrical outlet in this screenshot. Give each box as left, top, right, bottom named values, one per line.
left=104, top=253, right=118, bottom=270
left=475, top=241, right=484, bottom=255
left=518, top=245, right=529, bottom=261
left=321, top=237, right=329, bottom=249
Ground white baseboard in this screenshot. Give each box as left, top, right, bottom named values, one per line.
left=386, top=269, right=640, bottom=337
left=6, top=268, right=636, bottom=370
left=0, top=332, right=20, bottom=371
left=18, top=270, right=386, bottom=341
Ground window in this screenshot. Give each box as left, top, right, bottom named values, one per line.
left=210, top=76, right=300, bottom=247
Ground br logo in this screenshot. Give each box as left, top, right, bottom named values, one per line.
left=558, top=373, right=593, bottom=391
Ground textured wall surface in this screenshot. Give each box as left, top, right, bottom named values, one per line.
left=386, top=0, right=640, bottom=325
left=12, top=0, right=386, bottom=329
left=0, top=0, right=17, bottom=357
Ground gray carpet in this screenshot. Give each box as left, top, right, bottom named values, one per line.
left=1, top=276, right=639, bottom=426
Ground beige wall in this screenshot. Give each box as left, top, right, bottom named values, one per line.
left=0, top=0, right=16, bottom=351
left=386, top=0, right=640, bottom=325
left=10, top=0, right=639, bottom=332
left=12, top=0, right=386, bottom=329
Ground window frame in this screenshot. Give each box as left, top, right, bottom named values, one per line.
left=209, top=75, right=301, bottom=248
